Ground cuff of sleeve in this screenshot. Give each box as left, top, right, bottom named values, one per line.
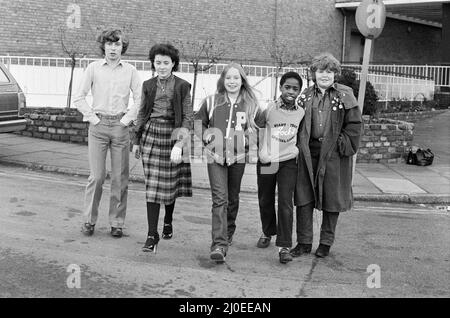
left=120, top=118, right=130, bottom=127
left=174, top=141, right=183, bottom=149
left=90, top=116, right=100, bottom=125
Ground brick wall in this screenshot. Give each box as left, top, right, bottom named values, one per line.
left=0, top=0, right=343, bottom=64
left=358, top=117, right=414, bottom=163
left=377, top=110, right=448, bottom=123
left=18, top=108, right=88, bottom=143
left=18, top=107, right=421, bottom=164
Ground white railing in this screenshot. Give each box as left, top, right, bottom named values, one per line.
left=1, top=56, right=446, bottom=108
left=344, top=63, right=450, bottom=89
left=0, top=56, right=310, bottom=109
left=356, top=72, right=435, bottom=101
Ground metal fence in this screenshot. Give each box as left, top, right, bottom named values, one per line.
left=1, top=55, right=445, bottom=108
left=343, top=63, right=450, bottom=90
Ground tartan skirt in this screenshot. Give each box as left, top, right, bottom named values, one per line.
left=140, top=118, right=192, bottom=204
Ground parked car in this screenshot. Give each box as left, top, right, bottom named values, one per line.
left=0, top=62, right=27, bottom=133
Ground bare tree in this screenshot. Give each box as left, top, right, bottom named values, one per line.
left=59, top=26, right=92, bottom=111
left=173, top=37, right=227, bottom=109
left=265, top=38, right=311, bottom=99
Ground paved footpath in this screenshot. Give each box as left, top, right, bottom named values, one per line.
left=0, top=111, right=449, bottom=204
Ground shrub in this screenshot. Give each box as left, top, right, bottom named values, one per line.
left=337, top=68, right=379, bottom=116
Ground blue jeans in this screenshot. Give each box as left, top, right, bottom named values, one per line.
left=207, top=162, right=245, bottom=252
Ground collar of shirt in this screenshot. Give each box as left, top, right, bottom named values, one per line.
left=101, top=58, right=123, bottom=68
left=276, top=96, right=298, bottom=111
left=158, top=74, right=174, bottom=83
left=313, top=82, right=337, bottom=97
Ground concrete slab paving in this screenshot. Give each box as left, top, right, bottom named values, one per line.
left=367, top=177, right=427, bottom=194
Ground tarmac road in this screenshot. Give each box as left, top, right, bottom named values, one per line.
left=0, top=166, right=449, bottom=298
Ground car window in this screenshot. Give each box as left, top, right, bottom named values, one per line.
left=0, top=68, right=10, bottom=83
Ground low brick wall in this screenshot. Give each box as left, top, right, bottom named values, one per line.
left=358, top=117, right=414, bottom=163
left=18, top=107, right=88, bottom=143
left=17, top=107, right=419, bottom=164
left=376, top=109, right=448, bottom=123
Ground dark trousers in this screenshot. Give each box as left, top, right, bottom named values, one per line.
left=296, top=202, right=339, bottom=246
left=296, top=138, right=339, bottom=246
left=257, top=158, right=297, bottom=247
left=207, top=162, right=246, bottom=252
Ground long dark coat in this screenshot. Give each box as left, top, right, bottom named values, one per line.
left=294, top=83, right=363, bottom=212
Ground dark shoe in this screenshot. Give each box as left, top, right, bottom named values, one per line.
left=81, top=223, right=95, bottom=236
left=290, top=243, right=312, bottom=257
left=315, top=244, right=331, bottom=258
left=210, top=247, right=226, bottom=263
left=256, top=234, right=271, bottom=248
left=162, top=223, right=173, bottom=240
left=279, top=247, right=293, bottom=264
left=110, top=227, right=123, bottom=238
left=142, top=234, right=159, bottom=253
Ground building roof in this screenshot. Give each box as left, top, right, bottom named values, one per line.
left=335, top=0, right=450, bottom=27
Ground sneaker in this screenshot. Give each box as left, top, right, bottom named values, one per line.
left=279, top=247, right=293, bottom=264
left=315, top=244, right=331, bottom=258
left=110, top=227, right=123, bottom=238
left=290, top=243, right=312, bottom=257
left=256, top=234, right=271, bottom=248
left=81, top=223, right=95, bottom=236
left=210, top=247, right=226, bottom=263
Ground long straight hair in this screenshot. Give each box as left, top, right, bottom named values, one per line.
left=216, top=62, right=259, bottom=130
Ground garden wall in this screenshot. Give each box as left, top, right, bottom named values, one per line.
left=18, top=107, right=445, bottom=164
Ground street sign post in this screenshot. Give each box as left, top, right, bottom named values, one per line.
left=353, top=0, right=386, bottom=182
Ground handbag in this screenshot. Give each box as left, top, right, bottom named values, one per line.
left=406, top=148, right=434, bottom=166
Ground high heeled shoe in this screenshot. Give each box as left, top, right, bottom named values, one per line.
left=162, top=223, right=173, bottom=240
left=142, top=234, right=159, bottom=254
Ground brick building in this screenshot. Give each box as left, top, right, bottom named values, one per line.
left=0, top=0, right=449, bottom=65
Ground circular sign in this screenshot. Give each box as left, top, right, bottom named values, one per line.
left=356, top=0, right=386, bottom=39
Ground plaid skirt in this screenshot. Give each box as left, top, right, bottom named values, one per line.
left=141, top=118, right=192, bottom=204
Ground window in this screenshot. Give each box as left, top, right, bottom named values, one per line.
left=0, top=68, right=10, bottom=83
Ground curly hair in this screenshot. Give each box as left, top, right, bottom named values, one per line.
left=310, top=52, right=341, bottom=82
left=97, top=29, right=129, bottom=55
left=148, top=43, right=180, bottom=72
left=280, top=71, right=303, bottom=88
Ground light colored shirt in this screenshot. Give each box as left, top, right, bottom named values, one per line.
left=256, top=97, right=304, bottom=163
left=74, top=59, right=142, bottom=126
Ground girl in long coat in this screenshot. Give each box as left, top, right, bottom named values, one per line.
left=133, top=43, right=193, bottom=253
left=292, top=53, right=362, bottom=258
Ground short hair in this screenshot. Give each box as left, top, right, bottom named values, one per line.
left=280, top=71, right=303, bottom=88
left=148, top=43, right=180, bottom=72
left=310, top=52, right=341, bottom=82
left=97, top=29, right=129, bottom=55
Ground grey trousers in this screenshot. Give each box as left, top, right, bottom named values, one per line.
left=83, top=118, right=130, bottom=227
left=296, top=202, right=339, bottom=246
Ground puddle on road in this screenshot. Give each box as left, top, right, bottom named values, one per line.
left=183, top=215, right=210, bottom=225
left=9, top=197, right=18, bottom=203
left=15, top=211, right=36, bottom=216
